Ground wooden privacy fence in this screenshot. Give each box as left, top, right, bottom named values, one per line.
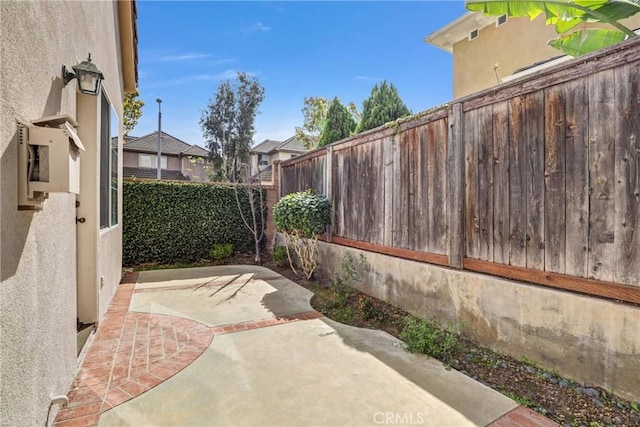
left=279, top=38, right=640, bottom=305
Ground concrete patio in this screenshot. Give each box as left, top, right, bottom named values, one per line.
left=54, top=266, right=558, bottom=426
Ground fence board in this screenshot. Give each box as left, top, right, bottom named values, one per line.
left=525, top=91, right=545, bottom=270
left=393, top=133, right=409, bottom=248
left=564, top=78, right=590, bottom=279
left=477, top=105, right=494, bottom=261
left=383, top=136, right=394, bottom=247
left=544, top=85, right=567, bottom=274
left=431, top=119, right=448, bottom=254
left=588, top=70, right=616, bottom=282
left=448, top=104, right=465, bottom=268
left=465, top=108, right=480, bottom=259
left=413, top=127, right=427, bottom=252
left=509, top=96, right=527, bottom=267
left=614, top=63, right=640, bottom=284
left=492, top=101, right=510, bottom=264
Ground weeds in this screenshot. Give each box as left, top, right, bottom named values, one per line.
left=209, top=243, right=234, bottom=260
left=501, top=389, right=537, bottom=408
left=270, top=245, right=288, bottom=267
left=400, top=316, right=461, bottom=363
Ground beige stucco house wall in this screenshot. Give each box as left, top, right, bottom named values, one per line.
left=426, top=12, right=640, bottom=98
left=0, top=1, right=137, bottom=425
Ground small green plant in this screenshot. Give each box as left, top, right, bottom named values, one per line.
left=631, top=402, right=640, bottom=414
left=332, top=306, right=354, bottom=324
left=340, top=253, right=367, bottom=285
left=400, top=316, right=461, bottom=363
left=271, top=245, right=288, bottom=266
left=358, top=296, right=387, bottom=322
left=501, top=390, right=537, bottom=409
left=210, top=243, right=234, bottom=260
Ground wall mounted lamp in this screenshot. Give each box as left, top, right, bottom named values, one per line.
left=62, top=53, right=104, bottom=96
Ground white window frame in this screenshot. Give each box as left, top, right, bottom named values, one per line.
left=496, top=14, right=508, bottom=27
left=140, top=153, right=167, bottom=169
left=100, top=92, right=119, bottom=229
left=469, top=29, right=479, bottom=41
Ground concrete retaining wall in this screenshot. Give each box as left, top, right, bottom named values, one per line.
left=314, top=240, right=640, bottom=402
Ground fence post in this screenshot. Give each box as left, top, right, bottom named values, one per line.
left=325, top=147, right=334, bottom=243
left=448, top=102, right=465, bottom=269
left=275, top=160, right=282, bottom=199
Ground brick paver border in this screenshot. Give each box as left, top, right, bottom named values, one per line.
left=489, top=406, right=560, bottom=427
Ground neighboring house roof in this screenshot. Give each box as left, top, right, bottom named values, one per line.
left=181, top=144, right=210, bottom=157
left=424, top=11, right=498, bottom=52
left=123, top=166, right=190, bottom=181
left=251, top=136, right=308, bottom=155
left=251, top=139, right=283, bottom=154
left=124, top=131, right=209, bottom=157
left=277, top=136, right=307, bottom=153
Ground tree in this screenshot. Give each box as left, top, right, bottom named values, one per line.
left=232, top=164, right=267, bottom=263
left=295, top=96, right=328, bottom=150
left=200, top=72, right=265, bottom=180
left=295, top=97, right=361, bottom=149
left=201, top=72, right=266, bottom=262
left=356, top=81, right=410, bottom=133
left=466, top=0, right=639, bottom=57
left=318, top=97, right=356, bottom=147
left=123, top=91, right=144, bottom=136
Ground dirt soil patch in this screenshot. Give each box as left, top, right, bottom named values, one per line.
left=133, top=254, right=640, bottom=427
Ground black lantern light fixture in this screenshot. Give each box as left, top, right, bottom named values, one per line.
left=62, top=53, right=104, bottom=96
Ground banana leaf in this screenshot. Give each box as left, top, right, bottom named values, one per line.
left=548, top=27, right=628, bottom=55
left=466, top=0, right=638, bottom=56
left=466, top=0, right=638, bottom=35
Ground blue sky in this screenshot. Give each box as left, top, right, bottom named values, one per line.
left=133, top=1, right=467, bottom=147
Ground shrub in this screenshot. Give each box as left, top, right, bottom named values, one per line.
left=210, top=243, right=234, bottom=260
left=273, top=190, right=331, bottom=238
left=123, top=181, right=265, bottom=266
left=400, top=316, right=461, bottom=363
left=273, top=190, right=331, bottom=279
left=271, top=245, right=288, bottom=266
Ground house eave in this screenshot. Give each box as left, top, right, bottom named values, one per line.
left=424, top=11, right=497, bottom=53
left=117, top=0, right=138, bottom=94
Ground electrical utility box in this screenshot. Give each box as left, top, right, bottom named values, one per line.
left=18, top=115, right=85, bottom=210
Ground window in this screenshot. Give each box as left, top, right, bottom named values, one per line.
left=496, top=14, right=507, bottom=27
left=258, top=154, right=268, bottom=166
left=469, top=29, right=479, bottom=40
left=290, top=154, right=298, bottom=159
left=100, top=93, right=119, bottom=229
left=139, top=153, right=167, bottom=169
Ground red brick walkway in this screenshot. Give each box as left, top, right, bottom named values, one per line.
left=54, top=272, right=323, bottom=427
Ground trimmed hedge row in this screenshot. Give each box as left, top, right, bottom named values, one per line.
left=123, top=180, right=265, bottom=266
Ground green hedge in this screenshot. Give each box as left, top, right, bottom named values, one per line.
left=123, top=181, right=265, bottom=266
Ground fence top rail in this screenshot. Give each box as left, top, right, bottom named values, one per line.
left=280, top=36, right=640, bottom=170
left=280, top=103, right=449, bottom=168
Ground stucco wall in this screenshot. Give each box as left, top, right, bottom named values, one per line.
left=453, top=15, right=640, bottom=98
left=312, top=241, right=640, bottom=402
left=0, top=1, right=125, bottom=424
